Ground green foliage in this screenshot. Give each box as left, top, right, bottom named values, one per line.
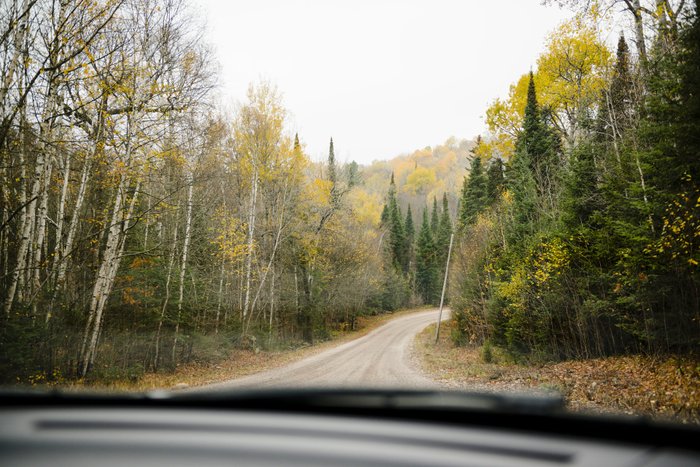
left=416, top=208, right=439, bottom=304
left=430, top=196, right=439, bottom=234
left=451, top=9, right=700, bottom=361
left=458, top=155, right=488, bottom=229
left=486, top=158, right=505, bottom=203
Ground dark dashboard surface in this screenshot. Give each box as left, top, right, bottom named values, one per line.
left=1, top=389, right=698, bottom=467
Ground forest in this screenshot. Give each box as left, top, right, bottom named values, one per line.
left=0, top=0, right=698, bottom=385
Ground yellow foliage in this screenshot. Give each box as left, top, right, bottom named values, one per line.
left=348, top=189, right=382, bottom=227
left=212, top=214, right=249, bottom=263
left=485, top=13, right=611, bottom=145
left=404, top=166, right=437, bottom=195
left=531, top=238, right=570, bottom=287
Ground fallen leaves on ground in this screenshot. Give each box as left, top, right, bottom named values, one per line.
left=414, top=321, right=699, bottom=424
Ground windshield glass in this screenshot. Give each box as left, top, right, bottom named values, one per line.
left=0, top=0, right=697, bottom=425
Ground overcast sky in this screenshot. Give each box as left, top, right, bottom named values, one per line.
left=192, top=0, right=572, bottom=164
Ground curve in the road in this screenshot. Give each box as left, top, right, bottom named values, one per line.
left=200, top=308, right=448, bottom=391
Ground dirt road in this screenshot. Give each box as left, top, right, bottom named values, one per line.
left=201, top=309, right=448, bottom=391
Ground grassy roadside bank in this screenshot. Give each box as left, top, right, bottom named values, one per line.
left=415, top=320, right=700, bottom=424
left=55, top=308, right=431, bottom=392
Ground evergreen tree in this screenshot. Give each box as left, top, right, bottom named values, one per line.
left=328, top=137, right=337, bottom=185
left=346, top=161, right=360, bottom=188
left=520, top=72, right=560, bottom=201
left=436, top=194, right=453, bottom=295
left=562, top=142, right=603, bottom=230
left=386, top=173, right=407, bottom=272
left=486, top=158, right=505, bottom=203
left=458, top=155, right=487, bottom=229
left=430, top=196, right=439, bottom=234
left=404, top=205, right=416, bottom=280
left=437, top=194, right=452, bottom=257
left=405, top=204, right=415, bottom=251
left=610, top=35, right=633, bottom=132
left=328, top=138, right=339, bottom=206
left=380, top=204, right=389, bottom=226
left=506, top=147, right=538, bottom=247
left=416, top=208, right=438, bottom=304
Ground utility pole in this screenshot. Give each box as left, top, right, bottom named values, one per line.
left=434, top=232, right=454, bottom=344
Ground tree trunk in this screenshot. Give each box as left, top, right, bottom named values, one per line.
left=242, top=167, right=258, bottom=322
left=171, top=172, right=194, bottom=365
left=154, top=209, right=179, bottom=370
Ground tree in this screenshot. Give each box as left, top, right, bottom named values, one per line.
left=435, top=194, right=453, bottom=295
left=458, top=155, right=487, bottom=229
left=416, top=208, right=438, bottom=304
left=485, top=14, right=611, bottom=150
left=486, top=158, right=506, bottom=202
left=519, top=72, right=561, bottom=212
left=430, top=196, right=439, bottom=234
left=386, top=173, right=407, bottom=272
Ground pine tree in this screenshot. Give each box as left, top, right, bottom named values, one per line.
left=507, top=144, right=538, bottom=248
left=520, top=72, right=560, bottom=201
left=430, top=196, right=439, bottom=234
left=610, top=35, right=633, bottom=132
left=437, top=194, right=452, bottom=257
left=404, top=205, right=415, bottom=278
left=562, top=142, right=603, bottom=230
left=436, top=194, right=453, bottom=294
left=458, top=155, right=487, bottom=229
left=486, top=158, right=505, bottom=203
left=404, top=204, right=415, bottom=250
left=416, top=207, right=437, bottom=304
left=380, top=204, right=389, bottom=226
left=328, top=137, right=337, bottom=185
left=328, top=138, right=339, bottom=206
left=386, top=173, right=407, bottom=272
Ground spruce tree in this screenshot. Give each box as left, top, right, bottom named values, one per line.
left=610, top=35, right=633, bottom=132
left=380, top=204, right=389, bottom=226
left=486, top=158, right=505, bottom=203
left=458, top=155, right=487, bottom=229
left=416, top=208, right=437, bottom=304
left=404, top=205, right=415, bottom=277
left=328, top=137, right=337, bottom=185
left=328, top=138, right=339, bottom=206
left=405, top=205, right=415, bottom=250
left=562, top=142, right=603, bottom=230
left=430, top=196, right=439, bottom=234
left=437, top=194, right=452, bottom=256
left=386, top=173, right=407, bottom=272
left=520, top=72, right=560, bottom=200
left=436, top=194, right=453, bottom=294
left=507, top=146, right=538, bottom=247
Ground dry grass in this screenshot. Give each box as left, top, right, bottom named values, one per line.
left=415, top=320, right=700, bottom=424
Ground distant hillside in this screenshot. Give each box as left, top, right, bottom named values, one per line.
left=356, top=137, right=475, bottom=220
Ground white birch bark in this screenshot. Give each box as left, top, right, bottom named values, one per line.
left=154, top=211, right=179, bottom=370
left=171, top=171, right=194, bottom=364
left=80, top=177, right=140, bottom=376
left=242, top=166, right=258, bottom=320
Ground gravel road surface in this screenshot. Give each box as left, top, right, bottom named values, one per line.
left=199, top=309, right=448, bottom=391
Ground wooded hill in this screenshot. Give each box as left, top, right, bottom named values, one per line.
left=1, top=0, right=697, bottom=385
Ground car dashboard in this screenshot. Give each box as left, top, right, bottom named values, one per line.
left=1, top=389, right=698, bottom=466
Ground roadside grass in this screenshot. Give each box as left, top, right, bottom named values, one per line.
left=415, top=320, right=700, bottom=424
left=61, top=307, right=432, bottom=392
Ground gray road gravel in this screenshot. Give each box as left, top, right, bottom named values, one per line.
left=199, top=309, right=449, bottom=391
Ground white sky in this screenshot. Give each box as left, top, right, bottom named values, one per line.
left=192, top=0, right=572, bottom=164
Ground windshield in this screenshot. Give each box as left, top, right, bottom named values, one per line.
left=0, top=0, right=697, bottom=425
